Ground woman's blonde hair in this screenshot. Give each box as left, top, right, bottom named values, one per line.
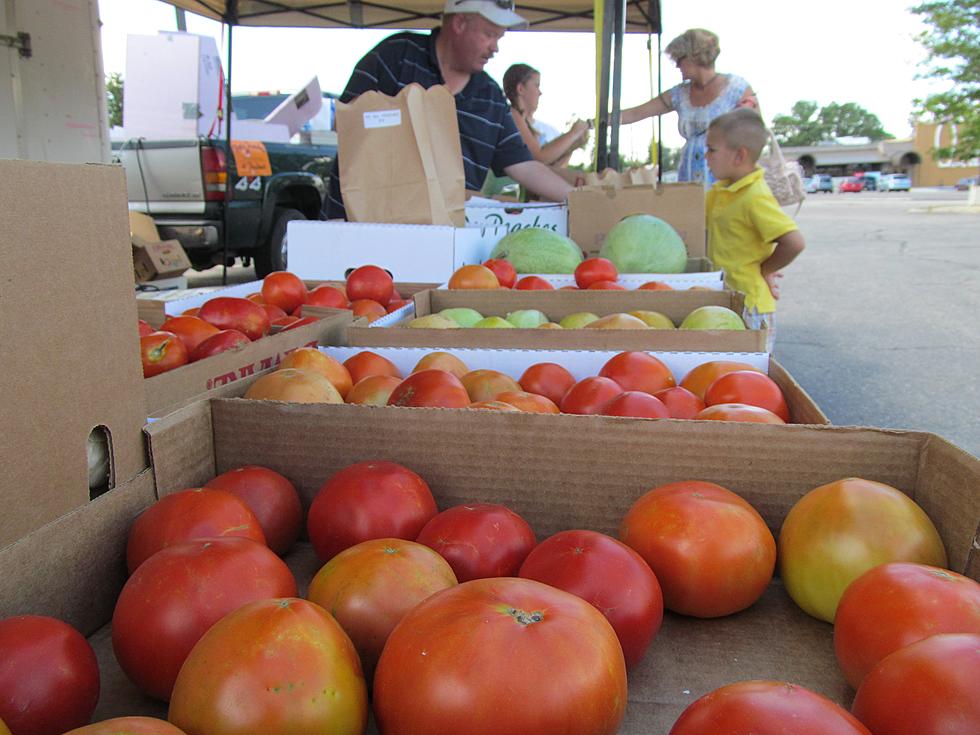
left=665, top=28, right=720, bottom=67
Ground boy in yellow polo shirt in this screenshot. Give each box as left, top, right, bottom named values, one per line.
left=705, top=108, right=805, bottom=350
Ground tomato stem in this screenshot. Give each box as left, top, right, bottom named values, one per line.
left=507, top=608, right=544, bottom=626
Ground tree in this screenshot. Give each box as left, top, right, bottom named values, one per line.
left=106, top=73, right=123, bottom=128
left=911, top=0, right=980, bottom=161
left=772, top=101, right=824, bottom=146
left=772, top=101, right=891, bottom=145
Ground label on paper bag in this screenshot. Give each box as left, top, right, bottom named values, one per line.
left=363, top=110, right=402, bottom=129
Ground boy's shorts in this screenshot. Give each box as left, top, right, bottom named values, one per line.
left=742, top=307, right=776, bottom=353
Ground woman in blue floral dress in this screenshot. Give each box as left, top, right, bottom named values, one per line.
left=621, top=28, right=758, bottom=186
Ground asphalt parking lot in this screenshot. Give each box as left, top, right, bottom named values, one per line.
left=189, top=189, right=979, bottom=457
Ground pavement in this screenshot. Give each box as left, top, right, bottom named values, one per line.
left=188, top=189, right=980, bottom=457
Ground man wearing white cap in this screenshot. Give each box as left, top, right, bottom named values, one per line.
left=324, top=0, right=574, bottom=219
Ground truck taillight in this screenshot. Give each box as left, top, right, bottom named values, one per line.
left=201, top=147, right=227, bottom=201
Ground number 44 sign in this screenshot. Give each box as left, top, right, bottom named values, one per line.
left=235, top=177, right=262, bottom=192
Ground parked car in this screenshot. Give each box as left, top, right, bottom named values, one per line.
left=880, top=173, right=911, bottom=192
left=955, top=175, right=980, bottom=191
left=809, top=173, right=834, bottom=193
left=840, top=177, right=864, bottom=193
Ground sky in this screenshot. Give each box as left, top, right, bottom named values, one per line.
left=97, top=0, right=943, bottom=161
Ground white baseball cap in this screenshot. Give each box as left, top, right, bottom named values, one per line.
left=443, top=0, right=528, bottom=29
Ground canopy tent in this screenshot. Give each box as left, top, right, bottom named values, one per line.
left=158, top=1, right=663, bottom=170
left=162, top=1, right=660, bottom=34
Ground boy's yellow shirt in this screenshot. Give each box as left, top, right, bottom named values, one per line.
left=706, top=167, right=798, bottom=314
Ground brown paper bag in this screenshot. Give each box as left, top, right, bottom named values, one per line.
left=583, top=165, right=659, bottom=189
left=337, top=83, right=466, bottom=226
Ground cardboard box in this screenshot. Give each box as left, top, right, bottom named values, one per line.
left=464, top=197, right=568, bottom=236
left=0, top=160, right=149, bottom=549
left=535, top=264, right=724, bottom=291
left=50, top=400, right=974, bottom=723
left=568, top=184, right=706, bottom=257
left=143, top=311, right=354, bottom=417
left=287, top=220, right=507, bottom=283
left=318, top=345, right=827, bottom=425
left=345, top=289, right=767, bottom=353
left=132, top=237, right=192, bottom=282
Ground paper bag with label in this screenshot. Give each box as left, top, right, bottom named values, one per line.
left=337, top=84, right=465, bottom=226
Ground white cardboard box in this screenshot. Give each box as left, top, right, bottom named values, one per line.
left=124, top=32, right=224, bottom=140
left=288, top=220, right=507, bottom=282
left=464, top=197, right=568, bottom=236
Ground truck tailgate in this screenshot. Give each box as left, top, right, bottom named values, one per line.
left=117, top=140, right=206, bottom=214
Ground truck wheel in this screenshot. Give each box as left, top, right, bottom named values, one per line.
left=255, top=207, right=305, bottom=278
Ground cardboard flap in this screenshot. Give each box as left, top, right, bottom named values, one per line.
left=0, top=161, right=148, bottom=549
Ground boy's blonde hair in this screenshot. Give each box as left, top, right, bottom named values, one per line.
left=709, top=109, right=768, bottom=161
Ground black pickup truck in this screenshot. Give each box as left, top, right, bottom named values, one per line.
left=114, top=95, right=336, bottom=278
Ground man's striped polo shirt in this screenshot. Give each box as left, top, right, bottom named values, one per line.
left=323, top=28, right=532, bottom=220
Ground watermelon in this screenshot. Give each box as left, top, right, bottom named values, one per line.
left=599, top=214, right=687, bottom=273
left=489, top=228, right=584, bottom=274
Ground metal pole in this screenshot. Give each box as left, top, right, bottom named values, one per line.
left=175, top=8, right=187, bottom=31
left=221, top=1, right=237, bottom=285
left=595, top=0, right=615, bottom=171
left=609, top=0, right=625, bottom=171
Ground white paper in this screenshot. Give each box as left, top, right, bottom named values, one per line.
left=363, top=109, right=402, bottom=129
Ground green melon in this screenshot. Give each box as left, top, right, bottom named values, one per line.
left=489, top=228, right=583, bottom=274
left=599, top=214, right=687, bottom=273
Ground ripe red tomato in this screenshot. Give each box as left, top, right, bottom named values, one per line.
left=560, top=376, right=623, bottom=415
left=460, top=369, right=522, bottom=403
left=307, top=460, right=438, bottom=562
left=638, top=281, right=674, bottom=290
left=125, top=487, right=266, bottom=573
left=350, top=298, right=387, bottom=323
left=599, top=351, right=676, bottom=395
left=373, top=577, right=627, bottom=735
left=386, top=298, right=411, bottom=312
left=305, top=283, right=350, bottom=309
left=0, top=615, right=100, bottom=735
left=834, top=562, right=980, bottom=689
left=159, top=315, right=220, bottom=355
left=481, top=258, right=517, bottom=288
left=169, top=598, right=367, bottom=734
left=620, top=480, right=776, bottom=617
left=204, top=465, right=303, bottom=556
left=198, top=296, right=270, bottom=341
left=680, top=360, right=763, bottom=400
left=669, top=680, right=872, bottom=735
left=695, top=403, right=786, bottom=423
left=261, top=303, right=288, bottom=322
left=63, top=718, right=186, bottom=735
left=519, top=529, right=663, bottom=667
left=343, top=350, right=402, bottom=385
left=346, top=374, right=402, bottom=405
left=654, top=386, right=705, bottom=419
left=587, top=280, right=627, bottom=290
left=346, top=264, right=394, bottom=306
left=272, top=315, right=299, bottom=328
left=307, top=538, right=457, bottom=678
left=514, top=275, right=555, bottom=290
left=261, top=270, right=308, bottom=313
left=140, top=331, right=189, bottom=378
left=575, top=257, right=618, bottom=289
left=112, top=537, right=296, bottom=701
left=518, top=361, right=576, bottom=406
left=387, top=369, right=471, bottom=408
left=851, top=633, right=980, bottom=734
left=138, top=318, right=154, bottom=337
left=601, top=390, right=670, bottom=418
left=704, top=370, right=789, bottom=421
left=189, top=329, right=250, bottom=361
left=495, top=390, right=560, bottom=413
left=415, top=503, right=537, bottom=582
left=778, top=477, right=947, bottom=623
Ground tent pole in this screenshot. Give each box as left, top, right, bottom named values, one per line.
left=221, top=0, right=238, bottom=285
left=609, top=0, right=625, bottom=170
left=595, top=0, right=615, bottom=171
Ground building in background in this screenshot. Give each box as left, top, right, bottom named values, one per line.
left=783, top=122, right=978, bottom=187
